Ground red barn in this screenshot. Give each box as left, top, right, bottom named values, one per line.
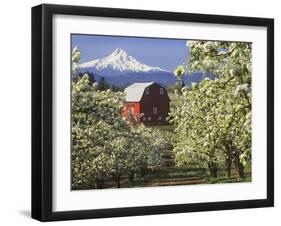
left=123, top=82, right=170, bottom=126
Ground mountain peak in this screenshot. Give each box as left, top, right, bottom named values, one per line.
left=109, top=48, right=130, bottom=61
left=79, top=48, right=168, bottom=73
left=112, top=48, right=126, bottom=55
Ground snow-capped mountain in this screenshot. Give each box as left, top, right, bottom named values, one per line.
left=79, top=48, right=168, bottom=73
left=76, top=48, right=215, bottom=88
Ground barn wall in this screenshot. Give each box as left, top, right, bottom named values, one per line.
left=123, top=102, right=141, bottom=123
left=140, top=83, right=170, bottom=125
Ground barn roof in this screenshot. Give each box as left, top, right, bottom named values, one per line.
left=124, top=82, right=155, bottom=102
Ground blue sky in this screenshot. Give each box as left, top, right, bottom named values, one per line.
left=71, top=34, right=189, bottom=71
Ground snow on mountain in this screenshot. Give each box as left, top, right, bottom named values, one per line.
left=79, top=48, right=168, bottom=73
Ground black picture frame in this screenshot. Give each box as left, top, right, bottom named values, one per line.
left=32, top=4, right=274, bottom=222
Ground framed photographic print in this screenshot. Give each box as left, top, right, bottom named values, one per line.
left=32, top=4, right=274, bottom=221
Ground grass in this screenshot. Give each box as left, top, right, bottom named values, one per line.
left=150, top=124, right=174, bottom=130
left=73, top=165, right=252, bottom=190
left=130, top=166, right=252, bottom=188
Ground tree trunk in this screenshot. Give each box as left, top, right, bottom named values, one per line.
left=181, top=80, right=185, bottom=88
left=226, top=158, right=232, bottom=178
left=128, top=171, right=135, bottom=182
left=140, top=167, right=147, bottom=178
left=208, top=162, right=218, bottom=178
left=95, top=178, right=104, bottom=189
left=115, top=175, right=121, bottom=188
left=236, top=162, right=244, bottom=179
left=234, top=155, right=244, bottom=179
left=224, top=142, right=244, bottom=179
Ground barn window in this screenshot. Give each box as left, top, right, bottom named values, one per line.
left=153, top=107, right=158, bottom=114
left=158, top=116, right=162, bottom=120
left=160, top=88, right=164, bottom=95
left=148, top=116, right=151, bottom=121
left=145, top=88, right=149, bottom=95
left=143, top=116, right=146, bottom=121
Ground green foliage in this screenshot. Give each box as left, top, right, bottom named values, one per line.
left=173, top=65, right=186, bottom=88
left=72, top=72, right=96, bottom=84
left=72, top=46, right=81, bottom=75
left=71, top=75, right=126, bottom=187
left=97, top=76, right=111, bottom=91
left=174, top=65, right=185, bottom=78
left=170, top=41, right=252, bottom=178
left=71, top=75, right=167, bottom=188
